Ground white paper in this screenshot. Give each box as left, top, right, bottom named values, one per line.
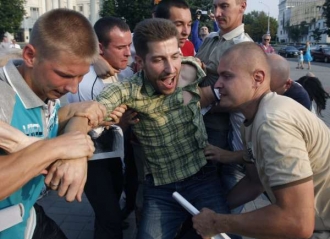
left=172, top=192, right=231, bottom=239
left=0, top=203, right=24, bottom=232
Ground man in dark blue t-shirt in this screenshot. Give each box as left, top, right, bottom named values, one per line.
left=268, top=54, right=311, bottom=109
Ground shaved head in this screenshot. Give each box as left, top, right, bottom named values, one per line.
left=215, top=42, right=272, bottom=114
left=268, top=54, right=291, bottom=94
left=219, top=42, right=270, bottom=81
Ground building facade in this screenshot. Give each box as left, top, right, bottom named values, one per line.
left=18, top=0, right=101, bottom=42
left=277, top=0, right=330, bottom=44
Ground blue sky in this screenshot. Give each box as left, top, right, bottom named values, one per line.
left=246, top=0, right=279, bottom=19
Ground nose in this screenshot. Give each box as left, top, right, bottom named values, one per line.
left=124, top=46, right=131, bottom=57
left=64, top=77, right=81, bottom=94
left=182, top=25, right=190, bottom=36
left=164, top=60, right=176, bottom=74
left=214, top=77, right=223, bottom=89
left=214, top=7, right=222, bottom=17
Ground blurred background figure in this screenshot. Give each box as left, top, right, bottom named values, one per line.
left=303, top=41, right=313, bottom=70
left=191, top=9, right=219, bottom=52
left=296, top=72, right=330, bottom=116
left=10, top=39, right=21, bottom=49
left=259, top=34, right=275, bottom=53
left=296, top=50, right=304, bottom=69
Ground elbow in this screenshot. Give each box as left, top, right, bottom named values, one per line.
left=297, top=223, right=314, bottom=239
left=287, top=218, right=314, bottom=239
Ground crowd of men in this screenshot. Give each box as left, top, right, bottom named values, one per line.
left=0, top=0, right=329, bottom=239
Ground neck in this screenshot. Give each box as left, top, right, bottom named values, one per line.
left=240, top=90, right=271, bottom=124
left=17, top=64, right=46, bottom=101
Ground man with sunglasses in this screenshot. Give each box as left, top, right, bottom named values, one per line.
left=260, top=34, right=275, bottom=54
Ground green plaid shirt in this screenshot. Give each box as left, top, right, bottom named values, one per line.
left=97, top=59, right=208, bottom=185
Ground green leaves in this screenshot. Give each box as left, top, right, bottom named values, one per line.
left=0, top=0, right=25, bottom=36
left=99, top=0, right=152, bottom=31
left=244, top=11, right=278, bottom=42
left=323, top=0, right=330, bottom=36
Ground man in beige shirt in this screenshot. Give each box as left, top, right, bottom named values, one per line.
left=193, top=42, right=330, bottom=239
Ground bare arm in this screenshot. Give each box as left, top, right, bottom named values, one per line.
left=204, top=143, right=245, bottom=164
left=0, top=120, right=40, bottom=153
left=0, top=131, right=94, bottom=200
left=57, top=101, right=108, bottom=133
left=46, top=104, right=127, bottom=202
left=226, top=164, right=264, bottom=209
left=193, top=180, right=315, bottom=239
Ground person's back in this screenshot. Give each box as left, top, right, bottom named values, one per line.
left=268, top=53, right=311, bottom=110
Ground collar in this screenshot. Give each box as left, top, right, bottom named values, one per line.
left=220, top=24, right=245, bottom=40
left=4, top=60, right=46, bottom=109
left=140, top=71, right=157, bottom=96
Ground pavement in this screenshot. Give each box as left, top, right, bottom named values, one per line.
left=38, top=58, right=330, bottom=239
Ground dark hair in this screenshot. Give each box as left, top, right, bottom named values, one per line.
left=94, top=16, right=130, bottom=47
left=133, top=18, right=179, bottom=59
left=154, top=0, right=190, bottom=19
left=296, top=76, right=330, bottom=116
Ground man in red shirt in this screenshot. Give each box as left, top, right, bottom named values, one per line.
left=155, top=0, right=195, bottom=56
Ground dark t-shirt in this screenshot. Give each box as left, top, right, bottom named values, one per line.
left=284, top=82, right=311, bottom=110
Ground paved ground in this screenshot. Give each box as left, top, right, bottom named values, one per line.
left=38, top=58, right=330, bottom=239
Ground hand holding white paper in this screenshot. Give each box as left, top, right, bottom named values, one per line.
left=172, top=192, right=231, bottom=239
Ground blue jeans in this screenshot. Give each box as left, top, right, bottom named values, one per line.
left=221, top=163, right=245, bottom=214
left=206, top=127, right=244, bottom=239
left=137, top=163, right=229, bottom=239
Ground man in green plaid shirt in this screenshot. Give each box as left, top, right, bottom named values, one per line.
left=96, top=18, right=230, bottom=239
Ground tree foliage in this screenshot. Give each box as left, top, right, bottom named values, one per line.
left=311, top=28, right=322, bottom=42
left=0, top=0, right=25, bottom=36
left=285, top=21, right=309, bottom=42
left=323, top=0, right=330, bottom=36
left=287, top=25, right=301, bottom=42
left=100, top=0, right=216, bottom=31
left=99, top=1, right=279, bottom=41
left=100, top=0, right=153, bottom=31
left=243, top=11, right=278, bottom=42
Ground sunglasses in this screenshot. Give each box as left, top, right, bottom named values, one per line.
left=263, top=39, right=270, bottom=41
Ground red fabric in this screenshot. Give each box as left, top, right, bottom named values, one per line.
left=180, top=40, right=195, bottom=56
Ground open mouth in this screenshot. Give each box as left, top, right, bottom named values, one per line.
left=161, top=76, right=176, bottom=89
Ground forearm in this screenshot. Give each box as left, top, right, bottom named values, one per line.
left=191, top=20, right=202, bottom=48
left=63, top=116, right=91, bottom=134
left=199, top=86, right=216, bottom=108
left=219, top=150, right=245, bottom=164
left=227, top=175, right=263, bottom=209
left=0, top=121, right=40, bottom=153
left=215, top=205, right=309, bottom=239
left=0, top=139, right=67, bottom=200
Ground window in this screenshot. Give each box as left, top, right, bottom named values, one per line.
left=79, top=5, right=83, bottom=12
left=30, top=7, right=39, bottom=20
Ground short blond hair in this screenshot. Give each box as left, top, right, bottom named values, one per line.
left=30, top=9, right=99, bottom=63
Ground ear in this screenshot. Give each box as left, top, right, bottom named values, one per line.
left=240, top=1, right=247, bottom=13
left=22, top=44, right=37, bottom=67
left=253, top=69, right=265, bottom=88
left=99, top=43, right=104, bottom=55
left=284, top=79, right=293, bottom=90
left=135, top=55, right=144, bottom=69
